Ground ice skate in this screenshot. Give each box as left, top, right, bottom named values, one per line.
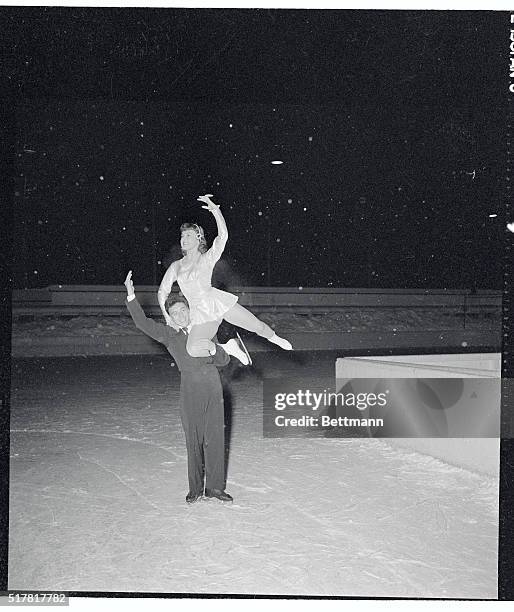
left=204, top=488, right=233, bottom=503
left=268, top=333, right=293, bottom=351
left=220, top=334, right=252, bottom=365
left=186, top=491, right=203, bottom=504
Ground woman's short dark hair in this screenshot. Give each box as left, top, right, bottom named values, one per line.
left=166, top=295, right=189, bottom=312
left=180, top=222, right=208, bottom=254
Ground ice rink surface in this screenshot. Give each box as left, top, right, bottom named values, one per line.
left=9, top=352, right=498, bottom=598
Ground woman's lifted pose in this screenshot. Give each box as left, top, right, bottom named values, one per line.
left=158, top=194, right=293, bottom=357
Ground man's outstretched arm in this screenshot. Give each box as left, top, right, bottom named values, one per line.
left=124, top=270, right=176, bottom=344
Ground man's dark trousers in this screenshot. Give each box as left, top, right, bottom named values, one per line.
left=180, top=363, right=225, bottom=494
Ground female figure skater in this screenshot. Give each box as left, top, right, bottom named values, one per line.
left=158, top=194, right=293, bottom=358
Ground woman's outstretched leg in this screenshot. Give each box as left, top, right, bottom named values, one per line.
left=223, top=303, right=293, bottom=350
left=186, top=320, right=222, bottom=357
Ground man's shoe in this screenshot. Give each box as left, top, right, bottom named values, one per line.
left=186, top=491, right=203, bottom=504
left=204, top=488, right=233, bottom=502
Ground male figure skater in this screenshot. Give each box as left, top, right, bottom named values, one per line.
left=124, top=270, right=249, bottom=504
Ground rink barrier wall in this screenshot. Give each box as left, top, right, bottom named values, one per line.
left=13, top=285, right=501, bottom=316
left=11, top=286, right=501, bottom=357
left=335, top=354, right=501, bottom=477
left=12, top=330, right=501, bottom=358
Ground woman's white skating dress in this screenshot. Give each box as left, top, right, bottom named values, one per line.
left=159, top=235, right=238, bottom=326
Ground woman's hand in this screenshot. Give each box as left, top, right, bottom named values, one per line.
left=124, top=270, right=135, bottom=298
left=198, top=193, right=228, bottom=245
left=197, top=193, right=220, bottom=212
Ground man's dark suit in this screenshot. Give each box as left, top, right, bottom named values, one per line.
left=126, top=297, right=229, bottom=495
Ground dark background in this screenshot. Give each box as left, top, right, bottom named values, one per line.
left=4, top=8, right=506, bottom=288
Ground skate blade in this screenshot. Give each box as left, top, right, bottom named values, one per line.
left=236, top=332, right=252, bottom=365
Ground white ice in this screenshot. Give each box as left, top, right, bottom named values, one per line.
left=9, top=355, right=498, bottom=597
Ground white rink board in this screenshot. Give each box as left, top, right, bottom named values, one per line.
left=335, top=353, right=501, bottom=477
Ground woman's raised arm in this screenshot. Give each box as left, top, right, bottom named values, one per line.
left=197, top=194, right=228, bottom=261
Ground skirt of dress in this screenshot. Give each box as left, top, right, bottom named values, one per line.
left=187, top=287, right=239, bottom=326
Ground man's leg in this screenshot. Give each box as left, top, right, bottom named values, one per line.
left=180, top=411, right=204, bottom=498
left=203, top=374, right=225, bottom=491
left=203, top=371, right=231, bottom=501
left=179, top=383, right=205, bottom=501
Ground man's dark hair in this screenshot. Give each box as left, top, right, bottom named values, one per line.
left=166, top=295, right=188, bottom=311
